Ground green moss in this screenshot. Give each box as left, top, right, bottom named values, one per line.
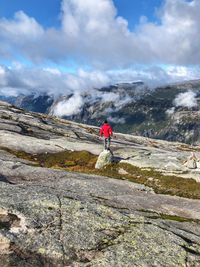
left=38, top=247, right=46, bottom=254
left=0, top=147, right=97, bottom=169
left=36, top=150, right=98, bottom=169
left=118, top=163, right=200, bottom=199
left=158, top=214, right=197, bottom=222
left=139, top=210, right=199, bottom=223
left=177, top=144, right=200, bottom=152
left=2, top=147, right=200, bottom=200
left=0, top=147, right=40, bottom=166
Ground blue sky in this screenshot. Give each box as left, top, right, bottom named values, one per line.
left=0, top=0, right=61, bottom=28
left=114, top=0, right=163, bottom=29
left=0, top=0, right=199, bottom=98
left=0, top=0, right=163, bottom=29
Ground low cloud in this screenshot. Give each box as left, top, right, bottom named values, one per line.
left=173, top=91, right=198, bottom=108
left=166, top=107, right=175, bottom=116
left=0, top=65, right=111, bottom=96
left=107, top=116, right=126, bottom=124
left=0, top=63, right=200, bottom=120
left=52, top=93, right=83, bottom=116
left=0, top=63, right=199, bottom=103
left=100, top=92, right=132, bottom=107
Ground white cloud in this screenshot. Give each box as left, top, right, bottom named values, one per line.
left=52, top=93, right=83, bottom=116
left=2, top=0, right=200, bottom=120
left=166, top=107, right=175, bottom=116
left=165, top=66, right=200, bottom=80
left=78, top=69, right=110, bottom=88
left=107, top=116, right=126, bottom=124
left=0, top=64, right=199, bottom=99
left=0, top=0, right=200, bottom=66
left=0, top=66, right=7, bottom=86
left=44, top=68, right=62, bottom=75
left=0, top=62, right=199, bottom=119
left=174, top=91, right=198, bottom=108
left=100, top=92, right=120, bottom=103
left=0, top=64, right=112, bottom=96
left=0, top=11, right=43, bottom=41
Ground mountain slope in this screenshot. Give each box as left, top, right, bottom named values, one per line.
left=0, top=101, right=200, bottom=266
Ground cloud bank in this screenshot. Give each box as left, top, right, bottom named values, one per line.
left=0, top=64, right=199, bottom=99
left=0, top=0, right=200, bottom=67
left=0, top=65, right=111, bottom=96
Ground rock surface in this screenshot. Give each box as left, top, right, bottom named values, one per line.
left=0, top=100, right=200, bottom=181
left=95, top=150, right=113, bottom=169
left=0, top=162, right=200, bottom=267
left=0, top=101, right=200, bottom=266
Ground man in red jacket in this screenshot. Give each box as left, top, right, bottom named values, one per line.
left=100, top=120, right=113, bottom=150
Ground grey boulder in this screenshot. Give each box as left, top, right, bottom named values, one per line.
left=95, top=150, right=113, bottom=169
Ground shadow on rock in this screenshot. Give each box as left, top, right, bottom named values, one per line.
left=112, top=156, right=124, bottom=163
left=0, top=248, right=65, bottom=267
left=0, top=175, right=14, bottom=184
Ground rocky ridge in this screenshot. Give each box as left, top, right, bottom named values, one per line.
left=0, top=101, right=200, bottom=266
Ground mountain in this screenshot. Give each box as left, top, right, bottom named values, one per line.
left=0, top=93, right=54, bottom=114
left=0, top=100, right=200, bottom=266
left=117, top=80, right=200, bottom=144
left=1, top=79, right=200, bottom=145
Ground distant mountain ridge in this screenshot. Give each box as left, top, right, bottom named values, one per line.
left=1, top=79, right=200, bottom=145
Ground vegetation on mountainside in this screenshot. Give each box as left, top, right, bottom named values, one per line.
left=2, top=147, right=200, bottom=200
left=177, top=144, right=200, bottom=152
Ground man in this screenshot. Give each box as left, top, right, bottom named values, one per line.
left=100, top=120, right=113, bottom=150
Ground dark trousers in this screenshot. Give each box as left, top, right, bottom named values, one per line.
left=104, top=137, right=111, bottom=150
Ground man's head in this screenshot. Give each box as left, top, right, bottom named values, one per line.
left=104, top=120, right=108, bottom=124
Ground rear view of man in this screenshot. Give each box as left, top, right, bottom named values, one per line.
left=100, top=120, right=113, bottom=150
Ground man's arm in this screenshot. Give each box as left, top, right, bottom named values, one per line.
left=109, top=127, right=113, bottom=137
left=100, top=127, right=103, bottom=137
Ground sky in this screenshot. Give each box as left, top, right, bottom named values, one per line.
left=0, top=0, right=163, bottom=29
left=0, top=0, right=200, bottom=99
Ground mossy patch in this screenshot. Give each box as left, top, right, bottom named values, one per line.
left=0, top=147, right=40, bottom=167
left=0, top=147, right=97, bottom=169
left=177, top=144, right=200, bottom=152
left=139, top=210, right=200, bottom=223
left=157, top=213, right=198, bottom=223
left=36, top=150, right=98, bottom=169
left=2, top=147, right=200, bottom=200
left=118, top=163, right=200, bottom=199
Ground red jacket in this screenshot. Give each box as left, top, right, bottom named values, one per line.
left=100, top=123, right=113, bottom=138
